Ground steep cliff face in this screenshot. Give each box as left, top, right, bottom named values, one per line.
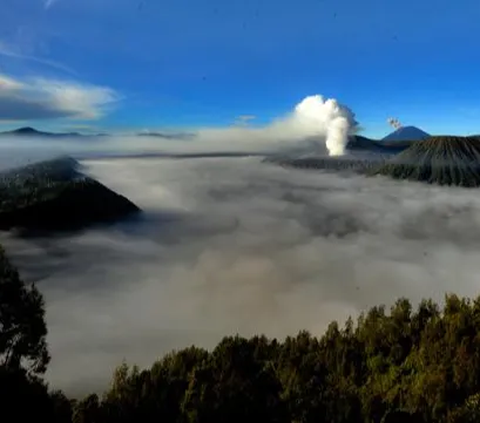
left=0, top=156, right=140, bottom=232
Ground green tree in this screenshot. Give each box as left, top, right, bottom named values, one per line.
left=73, top=394, right=102, bottom=423
left=44, top=292, right=480, bottom=423
left=99, top=347, right=209, bottom=423
left=0, top=247, right=49, bottom=375
left=182, top=336, right=288, bottom=423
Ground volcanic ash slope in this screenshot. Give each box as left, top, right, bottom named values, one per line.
left=371, top=136, right=480, bottom=187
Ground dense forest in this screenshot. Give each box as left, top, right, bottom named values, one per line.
left=2, top=247, right=480, bottom=423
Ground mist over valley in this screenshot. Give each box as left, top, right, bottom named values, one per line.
left=2, top=95, right=480, bottom=399
left=2, top=145, right=480, bottom=395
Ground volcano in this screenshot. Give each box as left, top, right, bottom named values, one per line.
left=371, top=136, right=480, bottom=187
left=382, top=126, right=430, bottom=142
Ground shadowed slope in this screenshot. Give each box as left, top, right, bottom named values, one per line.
left=0, top=157, right=140, bottom=233
left=371, top=136, right=480, bottom=187
left=348, top=135, right=412, bottom=152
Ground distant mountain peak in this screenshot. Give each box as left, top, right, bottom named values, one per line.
left=137, top=131, right=195, bottom=140
left=382, top=126, right=430, bottom=142
left=14, top=127, right=40, bottom=134
left=0, top=127, right=104, bottom=138
left=2, top=126, right=52, bottom=136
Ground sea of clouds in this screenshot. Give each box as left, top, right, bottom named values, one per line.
left=1, top=94, right=479, bottom=396
left=2, top=156, right=480, bottom=395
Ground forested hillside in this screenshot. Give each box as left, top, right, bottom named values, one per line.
left=2, top=247, right=480, bottom=423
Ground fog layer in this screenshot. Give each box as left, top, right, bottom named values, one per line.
left=0, top=93, right=358, bottom=166
left=2, top=156, right=480, bottom=396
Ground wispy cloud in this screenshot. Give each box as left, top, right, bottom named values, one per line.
left=0, top=73, right=121, bottom=121
left=233, top=115, right=256, bottom=126
left=44, top=0, right=59, bottom=10
left=0, top=40, right=77, bottom=77
left=0, top=75, right=24, bottom=90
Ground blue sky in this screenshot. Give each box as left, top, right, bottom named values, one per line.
left=1, top=0, right=479, bottom=138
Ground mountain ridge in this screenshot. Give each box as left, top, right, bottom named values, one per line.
left=0, top=156, right=140, bottom=233
left=0, top=126, right=192, bottom=139
left=371, top=135, right=480, bottom=187
left=0, top=126, right=107, bottom=138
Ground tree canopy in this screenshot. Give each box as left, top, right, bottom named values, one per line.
left=2, top=247, right=480, bottom=422
left=0, top=247, right=49, bottom=375
left=70, top=295, right=480, bottom=423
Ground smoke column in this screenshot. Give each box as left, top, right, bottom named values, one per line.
left=387, top=117, right=403, bottom=130
left=288, top=95, right=357, bottom=157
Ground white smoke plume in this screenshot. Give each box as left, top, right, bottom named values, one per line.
left=0, top=94, right=357, bottom=160
left=388, top=117, right=403, bottom=130
left=188, top=95, right=357, bottom=157
left=277, top=95, right=357, bottom=156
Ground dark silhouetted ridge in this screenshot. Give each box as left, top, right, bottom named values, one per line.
left=0, top=156, right=140, bottom=233
left=348, top=135, right=412, bottom=153
left=13, top=126, right=39, bottom=134
left=137, top=131, right=195, bottom=139
left=263, top=135, right=412, bottom=174
left=0, top=127, right=103, bottom=138
left=0, top=127, right=60, bottom=136
left=371, top=136, right=480, bottom=187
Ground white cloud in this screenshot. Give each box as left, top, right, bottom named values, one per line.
left=189, top=95, right=358, bottom=156
left=233, top=115, right=257, bottom=126
left=0, top=75, right=24, bottom=90
left=0, top=90, right=355, bottom=159
left=0, top=73, right=120, bottom=121
left=32, top=78, right=120, bottom=119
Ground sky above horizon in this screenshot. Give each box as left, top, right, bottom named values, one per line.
left=1, top=0, right=479, bottom=138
